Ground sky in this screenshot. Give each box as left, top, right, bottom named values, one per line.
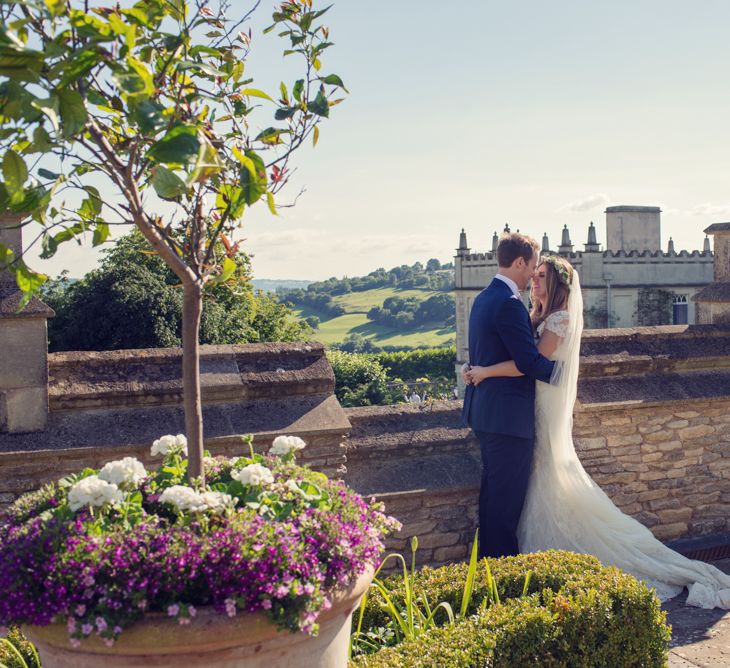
left=31, top=0, right=730, bottom=281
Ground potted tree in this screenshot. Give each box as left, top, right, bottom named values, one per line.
left=0, top=1, right=388, bottom=666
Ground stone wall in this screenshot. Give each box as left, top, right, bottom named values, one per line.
left=1, top=328, right=729, bottom=570
left=0, top=342, right=350, bottom=505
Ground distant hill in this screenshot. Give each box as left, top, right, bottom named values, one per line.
left=275, top=259, right=456, bottom=350
left=252, top=279, right=311, bottom=293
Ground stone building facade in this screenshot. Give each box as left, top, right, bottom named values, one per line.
left=455, top=206, right=714, bottom=371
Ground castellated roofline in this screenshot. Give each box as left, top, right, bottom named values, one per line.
left=458, top=248, right=712, bottom=262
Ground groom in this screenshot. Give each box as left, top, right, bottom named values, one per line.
left=461, top=233, right=555, bottom=559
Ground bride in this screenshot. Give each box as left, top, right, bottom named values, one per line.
left=465, top=255, right=730, bottom=609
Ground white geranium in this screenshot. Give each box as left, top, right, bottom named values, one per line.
left=159, top=486, right=236, bottom=514
left=151, top=434, right=188, bottom=457
left=98, top=457, right=147, bottom=488
left=199, top=491, right=237, bottom=513
left=269, top=436, right=306, bottom=457
left=68, top=476, right=124, bottom=512
left=231, top=463, right=274, bottom=487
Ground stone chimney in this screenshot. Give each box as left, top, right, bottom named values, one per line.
left=558, top=224, right=573, bottom=255
left=491, top=231, right=498, bottom=253
left=695, top=223, right=730, bottom=324
left=584, top=221, right=600, bottom=253
left=456, top=228, right=470, bottom=258
left=0, top=214, right=54, bottom=433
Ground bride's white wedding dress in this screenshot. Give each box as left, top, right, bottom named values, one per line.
left=517, top=271, right=730, bottom=609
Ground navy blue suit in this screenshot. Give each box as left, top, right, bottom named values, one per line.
left=461, top=278, right=555, bottom=558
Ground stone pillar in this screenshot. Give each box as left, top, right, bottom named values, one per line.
left=0, top=214, right=54, bottom=433
left=695, top=223, right=730, bottom=324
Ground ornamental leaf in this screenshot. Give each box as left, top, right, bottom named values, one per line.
left=308, top=90, right=329, bottom=117
left=147, top=125, right=200, bottom=165
left=150, top=165, right=187, bottom=200
left=239, top=150, right=267, bottom=205
left=58, top=89, right=88, bottom=138
left=240, top=88, right=275, bottom=102
left=2, top=150, right=27, bottom=195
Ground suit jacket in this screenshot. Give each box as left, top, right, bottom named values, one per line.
left=461, top=278, right=555, bottom=439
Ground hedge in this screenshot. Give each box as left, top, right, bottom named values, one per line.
left=370, top=346, right=456, bottom=381
left=350, top=551, right=670, bottom=667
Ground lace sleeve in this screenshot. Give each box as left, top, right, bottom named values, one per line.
left=544, top=310, right=570, bottom=339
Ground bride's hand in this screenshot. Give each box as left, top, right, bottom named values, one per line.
left=465, top=366, right=490, bottom=386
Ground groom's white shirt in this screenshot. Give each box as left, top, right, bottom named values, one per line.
left=494, top=273, right=521, bottom=300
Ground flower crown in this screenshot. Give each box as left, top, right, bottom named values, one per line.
left=541, top=255, right=573, bottom=290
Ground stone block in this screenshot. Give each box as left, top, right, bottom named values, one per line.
left=396, top=520, right=438, bottom=538
left=675, top=411, right=701, bottom=419
left=638, top=424, right=662, bottom=435
left=677, top=425, right=716, bottom=441
left=575, top=437, right=607, bottom=451
left=644, top=430, right=674, bottom=444
left=651, top=522, right=688, bottom=541
left=433, top=545, right=468, bottom=563
left=1, top=386, right=48, bottom=433
left=657, top=440, right=682, bottom=452
left=666, top=420, right=690, bottom=429
left=0, top=318, right=48, bottom=386
left=414, top=532, right=461, bottom=549
left=641, top=452, right=664, bottom=463
left=600, top=416, right=633, bottom=426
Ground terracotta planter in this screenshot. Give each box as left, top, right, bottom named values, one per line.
left=24, top=566, right=374, bottom=668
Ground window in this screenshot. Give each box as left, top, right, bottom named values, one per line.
left=673, top=295, right=688, bottom=325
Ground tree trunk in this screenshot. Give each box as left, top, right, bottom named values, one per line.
left=182, top=279, right=205, bottom=482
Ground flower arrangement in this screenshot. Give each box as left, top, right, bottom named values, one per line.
left=0, top=435, right=399, bottom=648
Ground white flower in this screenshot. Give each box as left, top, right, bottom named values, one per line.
left=231, top=463, right=274, bottom=487
left=159, top=486, right=236, bottom=515
left=159, top=485, right=206, bottom=513
left=98, top=457, right=147, bottom=488
left=269, top=436, right=306, bottom=457
left=151, top=434, right=188, bottom=457
left=199, top=491, right=236, bottom=513
left=68, top=476, right=124, bottom=512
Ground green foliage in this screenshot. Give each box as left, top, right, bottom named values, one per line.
left=0, top=0, right=346, bottom=302
left=372, top=346, right=456, bottom=380
left=349, top=551, right=670, bottom=668
left=326, top=350, right=394, bottom=407
left=43, top=230, right=310, bottom=351
left=636, top=287, right=675, bottom=326
left=0, top=627, right=39, bottom=668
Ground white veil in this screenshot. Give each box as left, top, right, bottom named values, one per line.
left=519, top=268, right=730, bottom=608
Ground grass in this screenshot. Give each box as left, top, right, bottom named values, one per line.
left=292, top=287, right=455, bottom=348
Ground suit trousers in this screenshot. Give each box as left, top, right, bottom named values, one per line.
left=474, top=430, right=534, bottom=558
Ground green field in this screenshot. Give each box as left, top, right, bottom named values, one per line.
left=293, top=287, right=455, bottom=348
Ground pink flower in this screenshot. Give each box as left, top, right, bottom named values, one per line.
left=167, top=604, right=180, bottom=617
left=261, top=599, right=272, bottom=610
left=69, top=638, right=81, bottom=648
left=103, top=637, right=115, bottom=647
left=74, top=604, right=86, bottom=616
left=178, top=617, right=191, bottom=625
left=188, top=605, right=197, bottom=618
left=96, top=617, right=108, bottom=632
left=81, top=623, right=93, bottom=636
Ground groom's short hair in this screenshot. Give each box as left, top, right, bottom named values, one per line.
left=497, top=233, right=539, bottom=268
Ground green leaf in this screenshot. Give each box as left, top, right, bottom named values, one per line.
left=254, top=127, right=287, bottom=145
left=266, top=191, right=277, bottom=216
left=176, top=60, right=225, bottom=78
left=147, top=125, right=200, bottom=165
left=150, top=164, right=187, bottom=199
left=30, top=97, right=60, bottom=133
left=239, top=149, right=267, bottom=205
left=274, top=106, right=298, bottom=121
left=279, top=81, right=289, bottom=105
left=38, top=168, right=59, bottom=180
left=312, top=125, right=319, bottom=147
left=187, top=137, right=221, bottom=185
left=2, top=150, right=27, bottom=195
left=58, top=89, right=88, bottom=138
left=59, top=49, right=101, bottom=87
left=292, top=79, right=304, bottom=102
left=30, top=126, right=53, bottom=153
left=132, top=99, right=166, bottom=135
left=216, top=184, right=245, bottom=220
left=319, top=73, right=348, bottom=93
left=93, top=222, right=110, bottom=246
left=15, top=261, right=48, bottom=307
left=240, top=88, right=274, bottom=102
left=79, top=185, right=102, bottom=220
left=43, top=0, right=66, bottom=17
left=0, top=44, right=44, bottom=82
left=309, top=90, right=329, bottom=117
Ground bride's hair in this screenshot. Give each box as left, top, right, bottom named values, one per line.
left=530, top=255, right=573, bottom=330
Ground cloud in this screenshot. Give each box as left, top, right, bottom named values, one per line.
left=688, top=203, right=730, bottom=217
left=558, top=193, right=610, bottom=213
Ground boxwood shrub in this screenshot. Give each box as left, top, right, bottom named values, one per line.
left=350, top=550, right=670, bottom=667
